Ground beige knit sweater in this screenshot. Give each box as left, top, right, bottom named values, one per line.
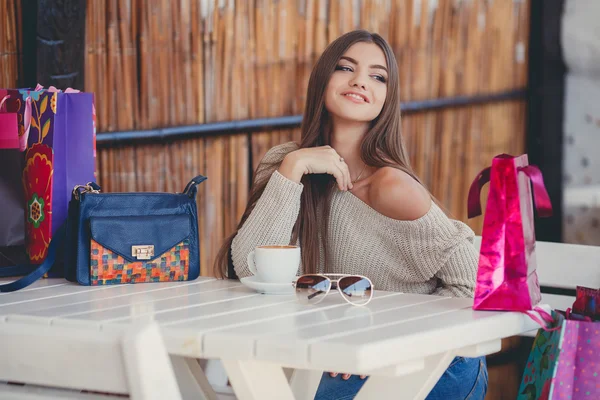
left=231, top=142, right=479, bottom=298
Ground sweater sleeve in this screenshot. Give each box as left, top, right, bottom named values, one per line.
left=388, top=204, right=479, bottom=298
left=231, top=143, right=303, bottom=278
left=431, top=225, right=479, bottom=298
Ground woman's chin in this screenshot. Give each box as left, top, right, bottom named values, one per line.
left=330, top=109, right=373, bottom=124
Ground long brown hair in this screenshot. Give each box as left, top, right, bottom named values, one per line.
left=213, top=30, right=422, bottom=279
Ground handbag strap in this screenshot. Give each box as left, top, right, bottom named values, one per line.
left=89, top=176, right=206, bottom=199
left=0, top=224, right=65, bottom=293
left=0, top=264, right=39, bottom=277
left=518, top=165, right=553, bottom=217
left=182, top=175, right=208, bottom=198
left=467, top=166, right=491, bottom=219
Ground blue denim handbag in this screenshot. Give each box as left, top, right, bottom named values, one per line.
left=0, top=175, right=207, bottom=292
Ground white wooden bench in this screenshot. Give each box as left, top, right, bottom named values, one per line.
left=0, top=319, right=182, bottom=400
left=473, top=237, right=600, bottom=314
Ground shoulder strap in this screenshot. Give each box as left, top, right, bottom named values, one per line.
left=182, top=175, right=208, bottom=198
left=0, top=264, right=38, bottom=277
left=0, top=225, right=65, bottom=293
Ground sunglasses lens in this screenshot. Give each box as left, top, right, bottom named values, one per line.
left=295, top=275, right=331, bottom=304
left=338, top=276, right=373, bottom=305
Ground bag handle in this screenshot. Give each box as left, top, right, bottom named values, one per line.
left=0, top=95, right=10, bottom=111
left=21, top=97, right=32, bottom=151
left=87, top=175, right=206, bottom=199
left=524, top=307, right=561, bottom=332
left=0, top=224, right=65, bottom=293
left=467, top=166, right=491, bottom=218
left=518, top=165, right=553, bottom=217
left=182, top=175, right=208, bottom=198
left=467, top=164, right=552, bottom=219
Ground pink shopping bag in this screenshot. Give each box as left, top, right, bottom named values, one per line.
left=0, top=90, right=32, bottom=151
left=0, top=95, right=28, bottom=247
left=467, top=154, right=552, bottom=312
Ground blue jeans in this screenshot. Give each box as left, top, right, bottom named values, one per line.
left=314, top=356, right=488, bottom=400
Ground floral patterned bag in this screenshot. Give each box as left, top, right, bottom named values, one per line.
left=5, top=87, right=96, bottom=264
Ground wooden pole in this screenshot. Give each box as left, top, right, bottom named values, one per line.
left=36, top=0, right=87, bottom=89
left=527, top=0, right=565, bottom=242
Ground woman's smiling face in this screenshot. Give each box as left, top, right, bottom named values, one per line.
left=324, top=41, right=389, bottom=124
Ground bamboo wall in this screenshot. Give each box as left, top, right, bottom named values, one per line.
left=83, top=0, right=531, bottom=278
left=0, top=0, right=532, bottom=277
left=0, top=0, right=531, bottom=275
left=0, top=1, right=21, bottom=89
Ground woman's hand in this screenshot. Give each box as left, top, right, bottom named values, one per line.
left=278, top=146, right=353, bottom=191
left=328, top=372, right=367, bottom=380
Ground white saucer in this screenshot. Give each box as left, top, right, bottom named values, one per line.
left=240, top=275, right=295, bottom=295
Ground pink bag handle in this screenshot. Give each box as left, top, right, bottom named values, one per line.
left=467, top=164, right=552, bottom=219
left=524, top=307, right=561, bottom=332
left=36, top=83, right=78, bottom=93
left=517, top=165, right=553, bottom=217
left=1, top=95, right=32, bottom=151
left=0, top=95, right=10, bottom=111
left=467, top=166, right=491, bottom=218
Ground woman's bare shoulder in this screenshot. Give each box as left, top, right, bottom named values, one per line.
left=367, top=167, right=431, bottom=221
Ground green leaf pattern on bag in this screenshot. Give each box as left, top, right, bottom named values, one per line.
left=520, top=383, right=537, bottom=400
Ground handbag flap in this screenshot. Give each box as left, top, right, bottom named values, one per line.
left=90, top=214, right=191, bottom=263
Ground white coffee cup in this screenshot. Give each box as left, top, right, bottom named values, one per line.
left=246, top=245, right=300, bottom=283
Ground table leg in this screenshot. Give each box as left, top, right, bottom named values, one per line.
left=222, top=360, right=295, bottom=400
left=170, top=356, right=219, bottom=400
left=289, top=369, right=323, bottom=400
left=354, top=351, right=455, bottom=400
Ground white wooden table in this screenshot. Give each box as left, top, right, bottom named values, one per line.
left=0, top=277, right=541, bottom=400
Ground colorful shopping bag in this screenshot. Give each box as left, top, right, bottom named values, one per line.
left=518, top=311, right=600, bottom=400
left=12, top=88, right=95, bottom=263
left=467, top=154, right=552, bottom=312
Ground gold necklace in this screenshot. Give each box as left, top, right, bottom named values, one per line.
left=352, top=164, right=367, bottom=184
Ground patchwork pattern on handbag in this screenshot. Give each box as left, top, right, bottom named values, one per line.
left=90, top=239, right=190, bottom=285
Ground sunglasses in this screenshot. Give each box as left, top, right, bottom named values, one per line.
left=293, top=274, right=374, bottom=306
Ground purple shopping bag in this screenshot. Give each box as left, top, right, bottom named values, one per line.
left=518, top=311, right=600, bottom=400
left=17, top=88, right=95, bottom=263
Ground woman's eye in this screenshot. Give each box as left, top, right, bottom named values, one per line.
left=335, top=65, right=353, bottom=72
left=372, top=75, right=387, bottom=83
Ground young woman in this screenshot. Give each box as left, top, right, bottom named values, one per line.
left=214, top=30, right=487, bottom=400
